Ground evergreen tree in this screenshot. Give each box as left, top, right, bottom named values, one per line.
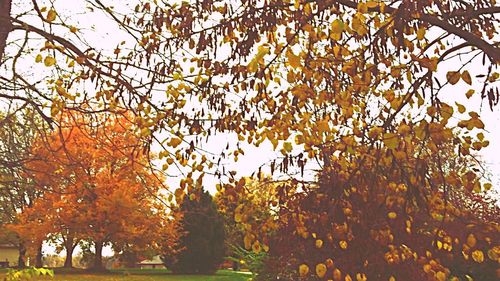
left=164, top=190, right=225, bottom=274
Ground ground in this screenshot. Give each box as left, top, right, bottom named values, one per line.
left=0, top=268, right=251, bottom=281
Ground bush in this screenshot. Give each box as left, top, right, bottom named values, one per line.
left=4, top=267, right=54, bottom=281
left=163, top=190, right=225, bottom=274
left=228, top=245, right=267, bottom=275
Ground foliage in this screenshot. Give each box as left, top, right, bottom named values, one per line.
left=4, top=267, right=53, bottom=281
left=227, top=245, right=267, bottom=277
left=1, top=269, right=250, bottom=281
left=214, top=177, right=278, bottom=262
left=1, top=1, right=500, bottom=280
left=227, top=136, right=500, bottom=280
left=10, top=111, right=170, bottom=269
left=163, top=190, right=225, bottom=274
left=0, top=109, right=47, bottom=266
left=0, top=109, right=39, bottom=226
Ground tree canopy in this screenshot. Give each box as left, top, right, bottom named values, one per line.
left=0, top=0, right=499, bottom=279
left=10, top=111, right=169, bottom=270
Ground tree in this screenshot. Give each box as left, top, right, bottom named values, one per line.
left=0, top=109, right=47, bottom=267
left=238, top=137, right=500, bottom=280
left=164, top=190, right=225, bottom=274
left=214, top=177, right=279, bottom=270
left=12, top=110, right=168, bottom=270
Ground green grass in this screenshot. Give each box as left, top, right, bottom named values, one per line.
left=0, top=268, right=251, bottom=281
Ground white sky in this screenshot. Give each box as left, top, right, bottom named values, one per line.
left=3, top=0, right=499, bottom=258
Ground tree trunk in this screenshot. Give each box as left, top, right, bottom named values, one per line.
left=34, top=243, right=43, bottom=268
left=0, top=0, right=12, bottom=62
left=63, top=233, right=76, bottom=268
left=92, top=241, right=104, bottom=271
left=17, top=242, right=26, bottom=268
left=64, top=245, right=75, bottom=268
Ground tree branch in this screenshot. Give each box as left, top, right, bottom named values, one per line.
left=0, top=0, right=12, bottom=63
left=335, top=0, right=500, bottom=63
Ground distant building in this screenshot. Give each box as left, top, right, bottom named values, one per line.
left=0, top=244, right=18, bottom=268
left=136, top=255, right=165, bottom=269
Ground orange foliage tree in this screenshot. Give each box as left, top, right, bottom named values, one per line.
left=12, top=111, right=171, bottom=270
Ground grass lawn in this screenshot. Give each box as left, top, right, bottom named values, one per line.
left=0, top=268, right=252, bottom=281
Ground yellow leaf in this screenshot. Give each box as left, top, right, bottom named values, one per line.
left=339, top=240, right=348, bottom=249
left=331, top=19, right=344, bottom=36
left=252, top=240, right=262, bottom=253
left=368, top=126, right=383, bottom=139
left=333, top=45, right=341, bottom=57
left=299, top=264, right=309, bottom=277
left=247, top=59, right=259, bottom=72
left=173, top=72, right=183, bottom=80
left=487, top=247, right=499, bottom=260
left=46, top=9, right=57, bottom=22
left=471, top=250, right=484, bottom=263
left=416, top=27, right=426, bottom=40
left=50, top=103, right=59, bottom=116
left=461, top=70, right=472, bottom=85
left=316, top=263, right=327, bottom=278
left=315, top=239, right=323, bottom=249
left=387, top=212, right=397, bottom=219
left=436, top=271, right=446, bottom=281
left=44, top=56, right=56, bottom=67
left=333, top=269, right=342, bottom=281
left=356, top=273, right=367, bottom=281
left=420, top=57, right=438, bottom=71
left=140, top=127, right=150, bottom=137
left=465, top=89, right=475, bottom=99
left=477, top=132, right=484, bottom=141
left=169, top=137, right=182, bottom=148
left=69, top=26, right=78, bottom=33
left=35, top=54, right=42, bottom=63
left=397, top=123, right=411, bottom=135
left=455, top=102, right=466, bottom=114
left=375, top=1, right=386, bottom=12
left=357, top=2, right=367, bottom=13
left=366, top=1, right=378, bottom=8
left=286, top=49, right=301, bottom=69
left=383, top=133, right=398, bottom=149
left=55, top=86, right=67, bottom=97
left=234, top=212, right=242, bottom=223
left=284, top=142, right=293, bottom=153
left=248, top=45, right=270, bottom=72
left=470, top=118, right=484, bottom=129
left=446, top=71, right=460, bottom=85
left=263, top=244, right=269, bottom=252
left=466, top=233, right=477, bottom=248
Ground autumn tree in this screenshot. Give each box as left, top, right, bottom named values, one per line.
left=13, top=110, right=169, bottom=270
left=241, top=136, right=500, bottom=280
left=164, top=190, right=225, bottom=274
left=124, top=0, right=498, bottom=280
left=214, top=176, right=279, bottom=269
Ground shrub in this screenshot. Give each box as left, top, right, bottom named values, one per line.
left=4, top=267, right=53, bottom=281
